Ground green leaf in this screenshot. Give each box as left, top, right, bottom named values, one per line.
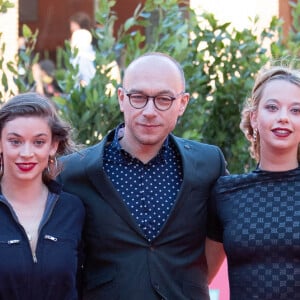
left=124, top=17, right=136, bottom=31
left=22, top=24, right=33, bottom=38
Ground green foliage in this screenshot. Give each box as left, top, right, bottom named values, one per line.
left=107, top=1, right=278, bottom=173
left=0, top=0, right=15, bottom=100
left=0, top=0, right=14, bottom=13
left=270, top=0, right=300, bottom=67
left=15, top=25, right=39, bottom=92
left=0, top=0, right=290, bottom=173
left=53, top=4, right=122, bottom=145
left=179, top=12, right=277, bottom=173
left=0, top=24, right=38, bottom=100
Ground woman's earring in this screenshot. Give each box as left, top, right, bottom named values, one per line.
left=0, top=153, right=3, bottom=176
left=253, top=128, right=258, bottom=142
left=47, top=155, right=58, bottom=175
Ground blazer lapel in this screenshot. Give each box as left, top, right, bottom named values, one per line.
left=83, top=134, right=147, bottom=239
left=152, top=136, right=194, bottom=240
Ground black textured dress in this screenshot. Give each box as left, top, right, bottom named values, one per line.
left=209, top=167, right=300, bottom=300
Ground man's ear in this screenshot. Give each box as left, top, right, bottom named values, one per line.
left=118, top=87, right=125, bottom=112
left=178, top=93, right=190, bottom=116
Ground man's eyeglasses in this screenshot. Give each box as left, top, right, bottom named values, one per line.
left=124, top=90, right=184, bottom=111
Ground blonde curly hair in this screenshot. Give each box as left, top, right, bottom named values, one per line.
left=240, top=64, right=300, bottom=162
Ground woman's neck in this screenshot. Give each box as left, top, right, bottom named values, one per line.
left=1, top=176, right=47, bottom=204
left=259, top=153, right=298, bottom=172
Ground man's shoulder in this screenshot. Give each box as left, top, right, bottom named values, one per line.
left=62, top=143, right=100, bottom=162
left=171, top=135, right=220, bottom=152
left=171, top=135, right=226, bottom=170
left=62, top=130, right=115, bottom=163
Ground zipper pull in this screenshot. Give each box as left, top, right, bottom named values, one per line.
left=8, top=239, right=20, bottom=244
left=44, top=234, right=58, bottom=242
left=32, top=252, right=38, bottom=263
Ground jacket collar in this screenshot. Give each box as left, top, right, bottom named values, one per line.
left=83, top=129, right=195, bottom=241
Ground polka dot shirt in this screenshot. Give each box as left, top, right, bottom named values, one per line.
left=103, top=125, right=183, bottom=241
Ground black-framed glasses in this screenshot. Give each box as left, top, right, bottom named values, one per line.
left=124, top=90, right=184, bottom=111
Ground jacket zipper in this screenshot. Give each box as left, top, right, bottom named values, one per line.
left=32, top=252, right=38, bottom=263
left=0, top=193, right=60, bottom=264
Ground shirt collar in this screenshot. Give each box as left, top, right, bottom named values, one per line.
left=111, top=123, right=170, bottom=164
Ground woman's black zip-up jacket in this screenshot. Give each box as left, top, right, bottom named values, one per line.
left=0, top=180, right=85, bottom=300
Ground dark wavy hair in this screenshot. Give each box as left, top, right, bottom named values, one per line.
left=0, top=92, right=76, bottom=182
left=69, top=12, right=92, bottom=30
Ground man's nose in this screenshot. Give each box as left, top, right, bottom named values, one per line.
left=142, top=98, right=156, bottom=114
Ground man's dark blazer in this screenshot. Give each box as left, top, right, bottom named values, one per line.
left=59, top=129, right=227, bottom=300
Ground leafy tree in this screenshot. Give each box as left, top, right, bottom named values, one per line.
left=0, top=22, right=38, bottom=100
left=54, top=0, right=278, bottom=173
left=0, top=0, right=285, bottom=173
left=0, top=0, right=14, bottom=13
left=270, top=0, right=300, bottom=64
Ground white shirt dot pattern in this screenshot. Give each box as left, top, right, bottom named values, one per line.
left=103, top=125, right=183, bottom=241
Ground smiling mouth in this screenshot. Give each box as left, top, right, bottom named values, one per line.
left=16, top=163, right=36, bottom=171
left=271, top=129, right=292, bottom=137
